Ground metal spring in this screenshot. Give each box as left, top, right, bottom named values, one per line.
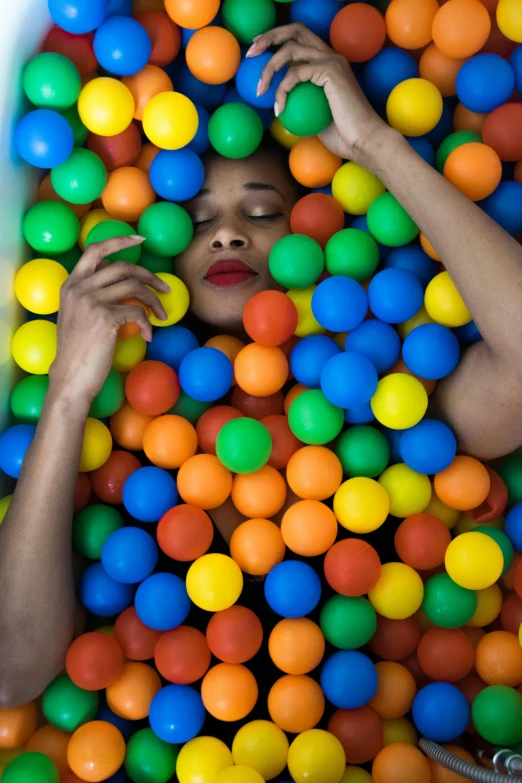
left=420, top=739, right=522, bottom=782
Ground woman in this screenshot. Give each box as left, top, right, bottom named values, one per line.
left=1, top=22, right=521, bottom=707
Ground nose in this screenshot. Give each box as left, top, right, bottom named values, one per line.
left=209, top=218, right=251, bottom=251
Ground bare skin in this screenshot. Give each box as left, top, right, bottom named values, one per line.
left=1, top=22, right=522, bottom=705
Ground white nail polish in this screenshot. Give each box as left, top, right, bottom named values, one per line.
left=130, top=235, right=146, bottom=240
left=274, top=102, right=280, bottom=117
left=246, top=44, right=256, bottom=57
left=256, top=82, right=261, bottom=97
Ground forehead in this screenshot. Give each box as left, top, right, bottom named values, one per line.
left=200, top=152, right=295, bottom=200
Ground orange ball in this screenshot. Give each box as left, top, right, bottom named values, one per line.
left=289, top=136, right=342, bottom=188
left=101, top=166, right=156, bottom=222
left=38, top=174, right=91, bottom=219
left=205, top=335, right=245, bottom=378
left=290, top=193, right=345, bottom=249
left=113, top=606, right=162, bottom=661
left=372, top=743, right=431, bottom=783
left=286, top=445, right=343, bottom=500
left=122, top=65, right=173, bottom=121
left=327, top=706, right=383, bottom=764
left=201, top=663, right=258, bottom=722
left=135, top=142, right=160, bottom=174
left=106, top=662, right=161, bottom=720
left=157, top=504, right=214, bottom=561
left=67, top=721, right=125, bottom=783
left=260, top=414, right=302, bottom=470
left=434, top=455, right=491, bottom=511
left=386, top=0, right=439, bottom=50
left=268, top=618, right=325, bottom=675
left=231, top=388, right=285, bottom=419
left=231, top=465, right=287, bottom=518
left=453, top=103, right=487, bottom=133
left=26, top=726, right=71, bottom=775
left=0, top=701, right=37, bottom=749
left=143, top=414, right=198, bottom=469
left=155, top=626, right=211, bottom=684
left=475, top=630, right=522, bottom=686
left=87, top=123, right=142, bottom=171
left=243, top=291, right=298, bottom=347
left=330, top=3, right=386, bottom=62
left=206, top=605, right=263, bottom=664
left=427, top=744, right=476, bottom=783
left=177, top=454, right=233, bottom=509
left=116, top=298, right=150, bottom=340
left=110, top=401, right=154, bottom=451
left=394, top=513, right=451, bottom=571
left=135, top=10, right=181, bottom=68
left=230, top=518, right=286, bottom=576
left=419, top=232, right=441, bottom=261
left=125, top=360, right=180, bottom=416
left=443, top=142, right=502, bottom=201
left=432, top=0, right=491, bottom=58
left=164, top=0, right=219, bottom=29
left=186, top=26, right=241, bottom=85
left=65, top=632, right=124, bottom=691
left=417, top=628, right=475, bottom=682
left=369, top=662, right=417, bottom=719
left=281, top=499, right=338, bottom=557
left=234, top=344, right=288, bottom=397
left=267, top=675, right=325, bottom=733
left=418, top=44, right=467, bottom=97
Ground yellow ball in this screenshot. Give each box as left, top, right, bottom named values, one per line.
left=78, top=77, right=134, bottom=136
left=215, top=768, right=264, bottom=783
left=424, top=491, right=460, bottom=529
left=0, top=495, right=12, bottom=525
left=79, top=208, right=112, bottom=250
left=287, top=287, right=325, bottom=337
left=397, top=305, right=434, bottom=340
left=186, top=553, right=243, bottom=612
left=497, top=0, right=522, bottom=42
left=341, top=767, right=373, bottom=783
left=232, top=720, right=289, bottom=781
left=112, top=333, right=147, bottom=373
left=424, top=271, right=471, bottom=327
left=176, top=737, right=233, bottom=783
left=378, top=463, right=431, bottom=518
left=382, top=718, right=418, bottom=747
left=142, top=91, right=199, bottom=150
left=332, top=162, right=386, bottom=215
left=371, top=373, right=428, bottom=430
left=12, top=320, right=57, bottom=374
left=270, top=117, right=299, bottom=149
left=467, top=584, right=503, bottom=628
left=368, top=562, right=424, bottom=620
left=148, top=273, right=190, bottom=327
left=288, top=730, right=346, bottom=783
left=15, top=258, right=68, bottom=315
left=80, top=417, right=112, bottom=472
left=333, top=477, right=390, bottom=533
left=445, top=531, right=504, bottom=590
left=97, top=625, right=115, bottom=636
left=386, top=78, right=443, bottom=137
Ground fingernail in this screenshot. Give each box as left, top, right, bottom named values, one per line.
left=246, top=44, right=256, bottom=57
left=274, top=102, right=280, bottom=117
left=256, top=80, right=261, bottom=97
left=130, top=234, right=146, bottom=241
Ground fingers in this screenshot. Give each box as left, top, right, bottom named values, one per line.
left=274, top=62, right=329, bottom=115
left=98, top=279, right=168, bottom=322
left=248, top=22, right=329, bottom=57
left=113, top=305, right=153, bottom=343
left=257, top=41, right=327, bottom=97
left=72, top=236, right=146, bottom=277
left=86, top=261, right=171, bottom=293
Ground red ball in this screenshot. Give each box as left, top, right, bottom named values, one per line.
left=501, top=593, right=522, bottom=635
left=368, top=615, right=422, bottom=661
left=290, top=194, right=345, bottom=249
left=114, top=606, right=162, bottom=662
left=260, top=413, right=302, bottom=470
left=196, top=405, right=244, bottom=455
left=328, top=707, right=383, bottom=764
left=482, top=104, right=522, bottom=162
left=242, top=291, right=298, bottom=347
left=330, top=3, right=386, bottom=62
left=394, top=513, right=451, bottom=571
left=157, top=505, right=214, bottom=561
left=125, top=360, right=180, bottom=416
left=324, top=538, right=381, bottom=596
left=457, top=673, right=487, bottom=734
left=87, top=124, right=142, bottom=171
left=417, top=628, right=474, bottom=682
left=135, top=10, right=181, bottom=68
left=206, top=605, right=263, bottom=664
left=66, top=632, right=124, bottom=691
left=90, top=450, right=141, bottom=505
left=42, top=27, right=97, bottom=79
left=155, top=626, right=211, bottom=684
left=231, top=387, right=285, bottom=419
left=74, top=472, right=91, bottom=513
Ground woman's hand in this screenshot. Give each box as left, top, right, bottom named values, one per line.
left=50, top=236, right=170, bottom=406
left=250, top=22, right=388, bottom=163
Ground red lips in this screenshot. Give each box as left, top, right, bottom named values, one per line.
left=205, top=260, right=258, bottom=287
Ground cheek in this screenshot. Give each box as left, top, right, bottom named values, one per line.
left=255, top=219, right=292, bottom=262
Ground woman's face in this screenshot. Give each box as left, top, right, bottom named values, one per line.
left=176, top=150, right=298, bottom=331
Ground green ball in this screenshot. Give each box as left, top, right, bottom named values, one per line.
left=269, top=234, right=324, bottom=289
left=11, top=375, right=49, bottom=422
left=51, top=148, right=107, bottom=205
left=288, top=389, right=344, bottom=445
left=61, top=104, right=88, bottom=147
left=472, top=686, right=522, bottom=746
left=436, top=131, right=481, bottom=173
left=320, top=595, right=377, bottom=649
left=325, top=228, right=380, bottom=282
left=334, top=425, right=390, bottom=478
left=24, top=201, right=80, bottom=254
left=23, top=52, right=81, bottom=110
left=47, top=244, right=82, bottom=272
left=279, top=82, right=332, bottom=137
left=125, top=728, right=179, bottom=783
left=138, top=202, right=193, bottom=257
left=42, top=675, right=99, bottom=732
left=222, top=0, right=276, bottom=43
left=72, top=504, right=124, bottom=560
left=216, top=417, right=272, bottom=474
left=90, top=369, right=125, bottom=418
left=2, top=752, right=59, bottom=783
left=476, top=527, right=513, bottom=575
left=170, top=391, right=210, bottom=424
left=85, top=219, right=142, bottom=264
left=422, top=572, right=477, bottom=628
left=497, top=452, right=522, bottom=507
left=208, top=102, right=264, bottom=159
left=138, top=248, right=175, bottom=275
left=367, top=192, right=419, bottom=247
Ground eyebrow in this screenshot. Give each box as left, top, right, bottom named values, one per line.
left=191, top=182, right=286, bottom=200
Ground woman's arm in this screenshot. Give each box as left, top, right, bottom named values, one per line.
left=0, top=237, right=168, bottom=707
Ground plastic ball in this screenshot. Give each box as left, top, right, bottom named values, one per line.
left=186, top=26, right=240, bottom=86
left=363, top=48, right=418, bottom=104
left=505, top=502, right=522, bottom=551
left=230, top=518, right=286, bottom=575
left=289, top=136, right=341, bottom=188
left=475, top=630, right=522, bottom=686
left=222, top=0, right=275, bottom=43
left=268, top=617, right=325, bottom=676
left=71, top=504, right=123, bottom=560
left=371, top=373, right=428, bottom=430
left=387, top=78, right=443, bottom=137
left=208, top=102, right=263, bottom=158
left=154, top=625, right=211, bottom=685
left=472, top=684, right=522, bottom=745
left=334, top=477, right=390, bottom=533
left=327, top=708, right=382, bottom=766
left=231, top=720, right=288, bottom=781
left=149, top=148, right=204, bottom=202
left=85, top=218, right=141, bottom=264
left=24, top=200, right=79, bottom=255
left=15, top=109, right=74, bottom=168
left=288, top=389, right=344, bottom=445
left=346, top=321, right=401, bottom=375
left=80, top=562, right=133, bottom=617
left=135, top=10, right=181, bottom=67
left=113, top=606, right=161, bottom=662
left=286, top=445, right=342, bottom=500
left=48, top=0, right=106, bottom=34
left=417, top=627, right=475, bottom=682
left=0, top=424, right=35, bottom=480
left=287, top=729, right=346, bottom=783
left=331, top=162, right=386, bottom=216
left=290, top=194, right=343, bottom=250
left=372, top=743, right=430, bottom=783
left=125, top=360, right=179, bottom=417
left=335, top=426, right=389, bottom=480
left=412, top=682, right=470, bottom=741
left=324, top=538, right=381, bottom=597
left=395, top=512, right=452, bottom=571
left=313, top=276, right=368, bottom=333
left=481, top=181, right=522, bottom=236
left=321, top=352, right=378, bottom=410
left=2, top=753, right=59, bottom=783
left=403, top=323, right=460, bottom=381
left=142, top=91, right=199, bottom=150
left=164, top=0, right=219, bottom=28
left=367, top=193, right=419, bottom=247
left=432, top=0, right=491, bottom=58
left=422, top=572, right=477, bottom=628
left=369, top=562, right=424, bottom=620
left=124, top=727, right=178, bottom=783
left=186, top=553, right=243, bottom=611
left=268, top=674, right=325, bottom=733
left=400, top=420, right=457, bottom=476
left=325, top=229, right=379, bottom=284
left=202, top=663, right=258, bottom=722
left=23, top=52, right=81, bottom=110
left=215, top=768, right=264, bottom=783
left=290, top=335, right=340, bottom=388
left=445, top=531, right=503, bottom=590
left=135, top=572, right=190, bottom=631
left=330, top=3, right=386, bottom=63
left=206, top=605, right=263, bottom=665
left=142, top=414, right=196, bottom=470
left=385, top=0, right=439, bottom=49
left=242, top=290, right=297, bottom=347
left=279, top=82, right=332, bottom=137
left=369, top=661, right=417, bottom=721
left=42, top=674, right=98, bottom=732
left=456, top=54, right=515, bottom=113
left=444, top=141, right=502, bottom=202
left=0, top=701, right=37, bottom=750
left=101, top=166, right=155, bottom=222
left=178, top=453, right=233, bottom=509
left=149, top=684, right=206, bottom=744
left=138, top=205, right=193, bottom=260
left=94, top=17, right=151, bottom=77
left=65, top=632, right=124, bottom=691
left=41, top=25, right=96, bottom=79
left=123, top=466, right=178, bottom=523
left=236, top=51, right=286, bottom=110
left=216, top=417, right=271, bottom=474
left=320, top=595, right=376, bottom=651
left=16, top=258, right=69, bottom=317
left=101, top=526, right=158, bottom=585
left=281, top=500, right=337, bottom=557
left=147, top=324, right=199, bottom=370
left=179, top=347, right=233, bottom=403
left=368, top=269, right=424, bottom=324
left=434, top=455, right=491, bottom=511
left=176, top=736, right=233, bottom=783
left=264, top=560, right=321, bottom=618
left=424, top=271, right=471, bottom=327
left=78, top=77, right=135, bottom=137
left=24, top=726, right=71, bottom=776
left=269, top=234, right=324, bottom=289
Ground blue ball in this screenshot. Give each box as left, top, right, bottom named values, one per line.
left=106, top=0, right=132, bottom=16
left=224, top=87, right=273, bottom=130
left=511, top=45, right=522, bottom=93
left=380, top=426, right=403, bottom=464
left=187, top=104, right=211, bottom=155
left=384, top=245, right=437, bottom=289
left=363, top=48, right=418, bottom=104
left=368, top=268, right=424, bottom=324
left=505, top=503, right=522, bottom=551
left=345, top=401, right=375, bottom=425
left=135, top=572, right=191, bottom=631
left=290, top=0, right=341, bottom=40
left=0, top=424, right=36, bottom=479
left=236, top=53, right=286, bottom=110
left=312, top=276, right=368, bottom=332
left=177, top=64, right=227, bottom=109
left=94, top=16, right=151, bottom=76
left=481, top=181, right=522, bottom=236
left=402, top=323, right=460, bottom=380
left=345, top=320, right=401, bottom=374
left=80, top=562, right=134, bottom=617
left=406, top=136, right=435, bottom=167
left=456, top=54, right=515, bottom=113
left=122, top=466, right=178, bottom=523
left=48, top=0, right=106, bottom=34
left=264, top=561, right=322, bottom=618
left=179, top=347, right=233, bottom=402
left=424, top=102, right=453, bottom=146
left=321, top=351, right=378, bottom=410
left=105, top=769, right=130, bottom=783
left=149, top=685, right=205, bottom=744
left=453, top=319, right=482, bottom=347
left=15, top=109, right=74, bottom=168
left=147, top=325, right=199, bottom=370
left=289, top=335, right=341, bottom=388
left=412, top=683, right=470, bottom=742
left=96, top=702, right=134, bottom=741
left=101, top=527, right=158, bottom=585
left=150, top=149, right=205, bottom=202
left=400, top=419, right=457, bottom=475
left=320, top=651, right=378, bottom=709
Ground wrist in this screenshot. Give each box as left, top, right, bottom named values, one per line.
left=46, top=378, right=93, bottom=419
left=353, top=124, right=405, bottom=174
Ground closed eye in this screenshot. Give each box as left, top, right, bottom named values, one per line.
left=249, top=213, right=284, bottom=221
